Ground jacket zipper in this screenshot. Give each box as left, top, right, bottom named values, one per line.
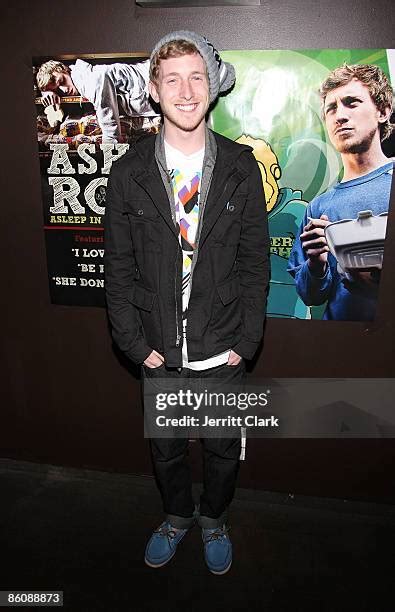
left=155, top=130, right=245, bottom=352
left=174, top=248, right=181, bottom=347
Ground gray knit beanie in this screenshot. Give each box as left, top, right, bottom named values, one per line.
left=150, top=30, right=235, bottom=103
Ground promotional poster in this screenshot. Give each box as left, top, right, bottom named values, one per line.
left=33, top=54, right=161, bottom=306
left=211, top=48, right=394, bottom=320
left=34, top=49, right=394, bottom=315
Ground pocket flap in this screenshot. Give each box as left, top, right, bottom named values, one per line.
left=217, top=277, right=239, bottom=306
left=123, top=199, right=160, bottom=220
left=128, top=285, right=156, bottom=311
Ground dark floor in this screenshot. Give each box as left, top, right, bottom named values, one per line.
left=1, top=458, right=394, bottom=612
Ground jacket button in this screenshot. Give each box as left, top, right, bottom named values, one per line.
left=137, top=209, right=144, bottom=215
left=228, top=205, right=235, bottom=212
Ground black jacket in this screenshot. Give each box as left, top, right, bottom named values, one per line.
left=104, top=130, right=270, bottom=368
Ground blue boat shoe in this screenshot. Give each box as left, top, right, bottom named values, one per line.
left=202, top=525, right=232, bottom=575
left=145, top=521, right=188, bottom=568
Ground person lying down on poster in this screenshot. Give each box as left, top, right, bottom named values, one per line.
left=288, top=63, right=394, bottom=321
left=36, top=59, right=159, bottom=143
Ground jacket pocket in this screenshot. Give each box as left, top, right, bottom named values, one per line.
left=127, top=284, right=157, bottom=311
left=211, top=199, right=244, bottom=246
left=217, top=276, right=240, bottom=306
left=128, top=285, right=164, bottom=352
left=124, top=199, right=162, bottom=253
left=207, top=275, right=241, bottom=343
left=124, top=199, right=160, bottom=220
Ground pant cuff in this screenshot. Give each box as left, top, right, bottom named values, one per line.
left=197, top=510, right=228, bottom=529
left=166, top=513, right=195, bottom=529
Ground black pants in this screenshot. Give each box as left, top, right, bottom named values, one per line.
left=142, top=361, right=245, bottom=529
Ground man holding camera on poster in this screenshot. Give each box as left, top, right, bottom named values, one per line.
left=288, top=64, right=394, bottom=320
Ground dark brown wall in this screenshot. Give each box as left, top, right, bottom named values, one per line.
left=1, top=0, right=395, bottom=502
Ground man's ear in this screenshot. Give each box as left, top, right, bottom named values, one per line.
left=149, top=80, right=160, bottom=104
left=378, top=105, right=392, bottom=124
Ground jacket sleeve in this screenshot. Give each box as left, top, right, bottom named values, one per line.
left=232, top=154, right=271, bottom=360
left=287, top=207, right=333, bottom=306
left=104, top=165, right=152, bottom=364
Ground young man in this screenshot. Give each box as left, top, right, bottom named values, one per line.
left=104, top=31, right=270, bottom=574
left=288, top=64, right=393, bottom=320
left=36, top=59, right=157, bottom=142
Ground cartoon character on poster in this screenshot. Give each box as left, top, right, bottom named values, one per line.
left=236, top=135, right=309, bottom=318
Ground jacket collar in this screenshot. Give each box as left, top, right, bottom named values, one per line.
left=131, top=125, right=252, bottom=169
left=128, top=127, right=253, bottom=243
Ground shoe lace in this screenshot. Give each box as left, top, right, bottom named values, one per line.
left=155, top=523, right=178, bottom=544
left=204, top=526, right=230, bottom=543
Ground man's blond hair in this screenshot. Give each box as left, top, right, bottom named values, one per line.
left=149, top=39, right=202, bottom=83
left=36, top=60, right=70, bottom=90
left=320, top=63, right=394, bottom=141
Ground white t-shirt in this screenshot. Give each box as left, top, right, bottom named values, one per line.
left=165, top=140, right=230, bottom=370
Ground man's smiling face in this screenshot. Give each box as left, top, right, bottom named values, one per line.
left=149, top=52, right=210, bottom=135
left=324, top=78, right=387, bottom=154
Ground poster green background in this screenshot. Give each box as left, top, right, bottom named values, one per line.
left=210, top=49, right=391, bottom=319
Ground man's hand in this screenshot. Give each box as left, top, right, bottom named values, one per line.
left=144, top=350, right=165, bottom=368
left=41, top=91, right=61, bottom=107
left=227, top=350, right=242, bottom=366
left=300, top=214, right=331, bottom=276
left=44, top=104, right=64, bottom=128
left=343, top=269, right=381, bottom=297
